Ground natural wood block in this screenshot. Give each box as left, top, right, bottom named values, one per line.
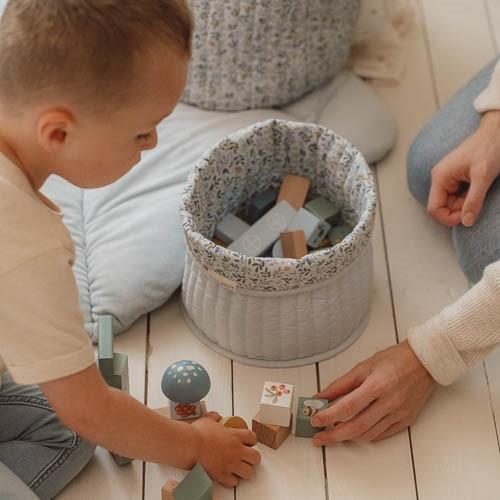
left=212, top=237, right=227, bottom=247
left=220, top=416, right=248, bottom=429
left=280, top=230, right=308, bottom=258
left=252, top=412, right=292, bottom=450
left=277, top=174, right=311, bottom=210
left=161, top=479, right=179, bottom=500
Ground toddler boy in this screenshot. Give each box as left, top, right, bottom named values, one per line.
left=0, top=1, right=260, bottom=498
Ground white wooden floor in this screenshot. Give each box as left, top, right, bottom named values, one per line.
left=59, top=1, right=500, bottom=499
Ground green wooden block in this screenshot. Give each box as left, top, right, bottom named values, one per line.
left=108, top=352, right=129, bottom=392
left=295, top=397, right=328, bottom=438
left=327, top=224, right=352, bottom=246
left=305, top=197, right=341, bottom=226
left=98, top=315, right=114, bottom=381
left=173, top=463, right=213, bottom=500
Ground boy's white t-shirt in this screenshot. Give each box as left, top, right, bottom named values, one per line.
left=0, top=153, right=95, bottom=385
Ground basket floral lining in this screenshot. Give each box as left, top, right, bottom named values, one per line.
left=180, top=119, right=377, bottom=292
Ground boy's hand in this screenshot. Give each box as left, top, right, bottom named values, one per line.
left=191, top=417, right=261, bottom=488
left=311, top=341, right=435, bottom=445
left=427, top=109, right=500, bottom=227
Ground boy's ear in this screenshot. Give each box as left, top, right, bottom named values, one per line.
left=37, top=109, right=75, bottom=153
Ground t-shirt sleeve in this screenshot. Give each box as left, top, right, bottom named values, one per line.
left=0, top=247, right=95, bottom=385
left=474, top=58, right=500, bottom=112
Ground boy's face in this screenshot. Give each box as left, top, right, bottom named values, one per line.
left=55, top=45, right=189, bottom=189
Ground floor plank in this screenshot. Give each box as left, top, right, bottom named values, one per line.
left=375, top=1, right=500, bottom=498
left=144, top=295, right=234, bottom=500
left=233, top=363, right=326, bottom=500
left=421, top=0, right=496, bottom=104
left=58, top=317, right=147, bottom=500
left=319, top=198, right=417, bottom=500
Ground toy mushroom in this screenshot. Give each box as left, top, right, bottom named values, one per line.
left=161, top=360, right=211, bottom=420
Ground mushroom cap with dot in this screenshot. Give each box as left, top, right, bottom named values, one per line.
left=161, top=360, right=211, bottom=404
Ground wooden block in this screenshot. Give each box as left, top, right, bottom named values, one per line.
left=252, top=412, right=292, bottom=450
left=328, top=224, right=352, bottom=246
left=228, top=201, right=297, bottom=257
left=305, top=196, right=341, bottom=225
left=295, top=397, right=328, bottom=438
left=97, top=315, right=114, bottom=382
left=280, top=230, right=308, bottom=258
left=272, top=208, right=330, bottom=256
left=110, top=452, right=133, bottom=467
left=214, top=213, right=250, bottom=244
left=258, top=381, right=294, bottom=427
left=170, top=400, right=207, bottom=421
left=277, top=174, right=311, bottom=210
left=247, top=189, right=278, bottom=224
left=155, top=401, right=207, bottom=424
left=212, top=237, right=227, bottom=247
left=173, top=463, right=213, bottom=500
left=220, top=416, right=248, bottom=429
left=161, top=479, right=180, bottom=500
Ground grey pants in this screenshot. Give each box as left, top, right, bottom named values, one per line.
left=407, top=57, right=500, bottom=284
left=0, top=373, right=95, bottom=499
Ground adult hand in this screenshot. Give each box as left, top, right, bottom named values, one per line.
left=427, top=109, right=500, bottom=227
left=311, top=340, right=435, bottom=445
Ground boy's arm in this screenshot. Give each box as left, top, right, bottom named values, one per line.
left=40, top=363, right=201, bottom=469
left=41, top=364, right=260, bottom=487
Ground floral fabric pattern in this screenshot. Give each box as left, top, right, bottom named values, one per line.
left=180, top=119, right=377, bottom=293
left=183, top=0, right=361, bottom=110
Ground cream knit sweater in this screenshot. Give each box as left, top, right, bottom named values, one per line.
left=408, top=59, right=500, bottom=385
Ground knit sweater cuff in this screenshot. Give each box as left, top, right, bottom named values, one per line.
left=408, top=263, right=500, bottom=386
left=474, top=59, right=500, bottom=112
left=408, top=317, right=468, bottom=386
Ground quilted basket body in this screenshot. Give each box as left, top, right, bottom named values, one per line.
left=180, top=119, right=377, bottom=367
left=182, top=0, right=361, bottom=111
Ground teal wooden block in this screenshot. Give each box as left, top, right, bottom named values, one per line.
left=328, top=225, right=352, bottom=246
left=247, top=189, right=278, bottom=224
left=174, top=463, right=213, bottom=500
left=97, top=315, right=114, bottom=381
left=295, top=397, right=328, bottom=438
left=305, top=197, right=341, bottom=226
left=111, top=452, right=133, bottom=466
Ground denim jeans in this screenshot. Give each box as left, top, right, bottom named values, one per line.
left=407, top=57, right=500, bottom=284
left=0, top=373, right=95, bottom=499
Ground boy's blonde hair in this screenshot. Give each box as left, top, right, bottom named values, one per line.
left=0, top=0, right=193, bottom=115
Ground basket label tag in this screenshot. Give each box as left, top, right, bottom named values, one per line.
left=206, top=269, right=237, bottom=291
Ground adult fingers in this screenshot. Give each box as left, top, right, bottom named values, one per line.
left=312, top=377, right=379, bottom=428
left=462, top=166, right=495, bottom=226
left=312, top=398, right=392, bottom=444
left=354, top=413, right=400, bottom=442
left=373, top=420, right=410, bottom=441
left=315, top=363, right=368, bottom=401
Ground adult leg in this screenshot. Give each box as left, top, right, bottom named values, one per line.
left=407, top=57, right=500, bottom=283
left=0, top=373, right=96, bottom=500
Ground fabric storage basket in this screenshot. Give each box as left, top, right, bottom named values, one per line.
left=182, top=0, right=361, bottom=111
left=180, top=119, right=377, bottom=367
